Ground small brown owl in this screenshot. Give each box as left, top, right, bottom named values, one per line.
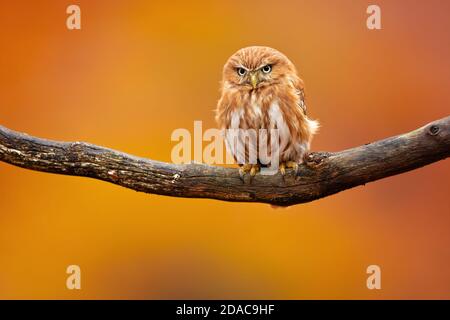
left=215, top=46, right=319, bottom=176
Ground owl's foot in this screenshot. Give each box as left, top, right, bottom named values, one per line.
left=279, top=161, right=299, bottom=176
left=239, top=164, right=260, bottom=179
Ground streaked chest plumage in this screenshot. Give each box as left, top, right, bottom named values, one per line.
left=220, top=86, right=312, bottom=164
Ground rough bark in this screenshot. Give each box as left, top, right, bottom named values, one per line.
left=0, top=116, right=449, bottom=206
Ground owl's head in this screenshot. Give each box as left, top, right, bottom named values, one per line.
left=222, top=46, right=297, bottom=90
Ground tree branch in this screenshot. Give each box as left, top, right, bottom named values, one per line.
left=0, top=117, right=449, bottom=206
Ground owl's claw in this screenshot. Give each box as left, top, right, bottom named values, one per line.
left=279, top=163, right=286, bottom=176
left=250, top=165, right=260, bottom=176
left=279, top=161, right=299, bottom=176
left=239, top=164, right=250, bottom=180
left=239, top=164, right=260, bottom=180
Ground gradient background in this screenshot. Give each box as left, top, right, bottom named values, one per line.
left=0, top=0, right=449, bottom=299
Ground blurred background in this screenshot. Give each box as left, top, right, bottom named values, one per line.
left=0, top=0, right=449, bottom=299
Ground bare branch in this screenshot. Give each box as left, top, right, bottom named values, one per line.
left=0, top=116, right=449, bottom=206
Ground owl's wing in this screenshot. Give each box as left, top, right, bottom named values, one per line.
left=296, top=88, right=307, bottom=115
left=292, top=77, right=307, bottom=115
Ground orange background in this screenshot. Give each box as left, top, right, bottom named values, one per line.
left=0, top=0, right=449, bottom=299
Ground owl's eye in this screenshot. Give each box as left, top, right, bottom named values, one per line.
left=237, top=68, right=246, bottom=76
left=261, top=65, right=272, bottom=74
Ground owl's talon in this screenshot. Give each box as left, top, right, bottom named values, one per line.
left=288, top=161, right=299, bottom=175
left=238, top=170, right=245, bottom=181
left=239, top=164, right=251, bottom=180
left=279, top=163, right=286, bottom=176
left=239, top=164, right=260, bottom=179
left=250, top=164, right=260, bottom=177
left=279, top=161, right=300, bottom=176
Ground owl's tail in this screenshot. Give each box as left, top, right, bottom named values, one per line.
left=307, top=117, right=320, bottom=136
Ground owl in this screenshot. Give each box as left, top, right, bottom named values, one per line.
left=215, top=46, right=319, bottom=177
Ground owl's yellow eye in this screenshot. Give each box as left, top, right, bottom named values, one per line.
left=237, top=68, right=246, bottom=76
left=262, top=65, right=272, bottom=74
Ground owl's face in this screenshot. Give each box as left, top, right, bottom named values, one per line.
left=222, top=46, right=297, bottom=90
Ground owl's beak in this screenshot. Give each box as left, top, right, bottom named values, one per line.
left=249, top=72, right=259, bottom=89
